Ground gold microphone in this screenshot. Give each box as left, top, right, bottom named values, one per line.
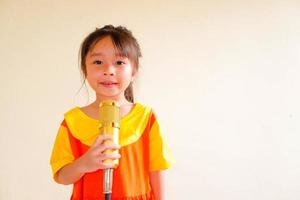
left=98, top=100, right=120, bottom=200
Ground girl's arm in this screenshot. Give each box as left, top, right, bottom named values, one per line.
left=149, top=171, right=164, bottom=200
left=56, top=156, right=86, bottom=185
left=56, top=135, right=120, bottom=185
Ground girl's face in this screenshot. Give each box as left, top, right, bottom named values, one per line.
left=85, top=36, right=136, bottom=102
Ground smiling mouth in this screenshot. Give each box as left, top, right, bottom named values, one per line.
left=99, top=82, right=118, bottom=86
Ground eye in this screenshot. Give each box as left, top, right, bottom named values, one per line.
left=116, top=60, right=126, bottom=65
left=93, top=60, right=103, bottom=65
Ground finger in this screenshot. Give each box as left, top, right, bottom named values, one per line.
left=102, top=153, right=121, bottom=160
left=92, top=134, right=113, bottom=147
left=96, top=142, right=120, bottom=153
left=98, top=153, right=120, bottom=169
left=99, top=153, right=121, bottom=169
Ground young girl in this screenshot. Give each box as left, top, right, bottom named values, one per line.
left=50, top=25, right=173, bottom=200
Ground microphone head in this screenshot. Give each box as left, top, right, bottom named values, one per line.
left=99, top=100, right=121, bottom=127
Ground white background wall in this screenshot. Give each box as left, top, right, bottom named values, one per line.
left=0, top=0, right=299, bottom=199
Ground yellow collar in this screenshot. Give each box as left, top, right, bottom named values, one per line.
left=64, top=103, right=152, bottom=147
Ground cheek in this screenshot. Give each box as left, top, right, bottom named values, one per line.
left=86, top=67, right=100, bottom=78
left=124, top=66, right=135, bottom=76
left=120, top=69, right=134, bottom=81
left=86, top=69, right=100, bottom=86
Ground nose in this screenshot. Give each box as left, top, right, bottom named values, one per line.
left=103, top=64, right=115, bottom=76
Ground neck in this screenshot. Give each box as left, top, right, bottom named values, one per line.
left=93, top=96, right=133, bottom=108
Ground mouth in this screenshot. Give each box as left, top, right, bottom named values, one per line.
left=99, top=81, right=118, bottom=86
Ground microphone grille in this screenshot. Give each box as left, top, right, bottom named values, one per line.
left=99, top=100, right=121, bottom=124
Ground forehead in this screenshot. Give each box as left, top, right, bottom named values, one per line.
left=88, top=36, right=120, bottom=56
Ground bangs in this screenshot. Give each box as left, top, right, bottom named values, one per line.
left=110, top=33, right=137, bottom=63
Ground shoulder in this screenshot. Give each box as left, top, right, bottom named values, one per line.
left=134, top=102, right=161, bottom=119
left=131, top=102, right=161, bottom=126
left=59, top=106, right=99, bottom=146
left=129, top=102, right=158, bottom=122
left=119, top=102, right=155, bottom=146
left=133, top=102, right=154, bottom=114
left=63, top=107, right=81, bottom=118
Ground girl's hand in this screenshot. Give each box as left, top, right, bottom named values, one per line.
left=78, top=134, right=120, bottom=173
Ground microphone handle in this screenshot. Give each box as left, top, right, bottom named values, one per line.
left=104, top=168, right=114, bottom=196
left=101, top=124, right=119, bottom=198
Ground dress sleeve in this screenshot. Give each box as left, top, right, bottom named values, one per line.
left=50, top=122, right=75, bottom=182
left=149, top=112, right=175, bottom=171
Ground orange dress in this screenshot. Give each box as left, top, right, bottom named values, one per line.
left=50, top=103, right=174, bottom=200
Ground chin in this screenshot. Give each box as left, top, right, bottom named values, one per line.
left=97, top=93, right=123, bottom=99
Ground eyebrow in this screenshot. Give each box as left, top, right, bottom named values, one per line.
left=89, top=52, right=104, bottom=57
left=89, top=52, right=127, bottom=58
